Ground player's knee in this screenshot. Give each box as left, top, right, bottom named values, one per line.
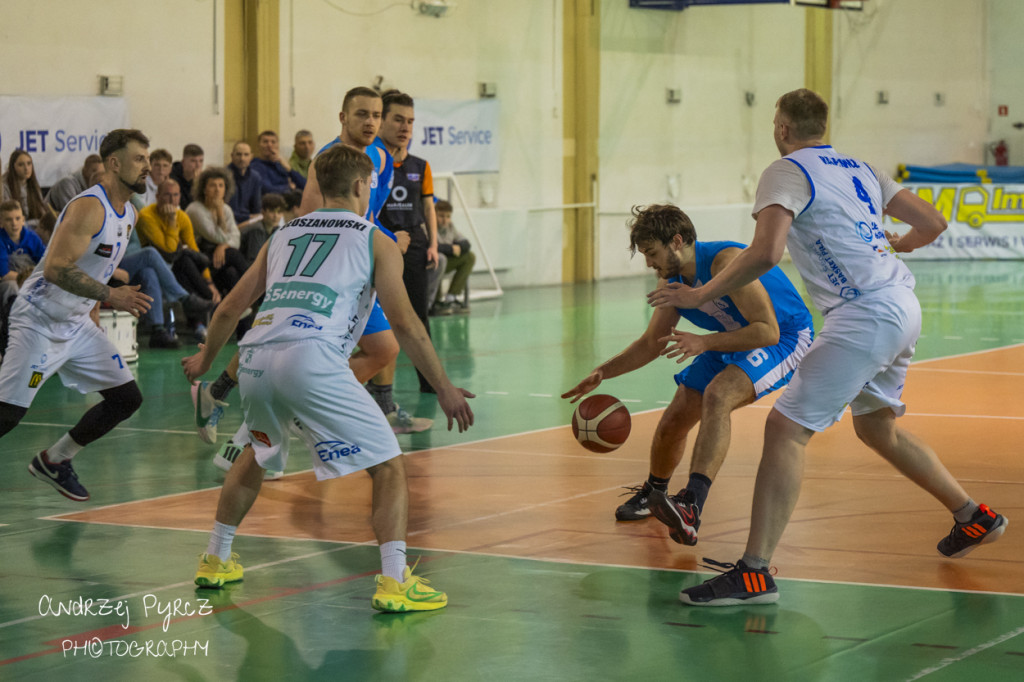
left=367, top=453, right=406, bottom=479
left=368, top=332, right=400, bottom=365
left=701, top=383, right=740, bottom=415
left=105, top=381, right=144, bottom=420
left=0, top=402, right=28, bottom=437
left=853, top=415, right=895, bottom=452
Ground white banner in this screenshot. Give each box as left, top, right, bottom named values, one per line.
left=0, top=96, right=130, bottom=187
left=884, top=183, right=1024, bottom=259
left=408, top=99, right=499, bottom=174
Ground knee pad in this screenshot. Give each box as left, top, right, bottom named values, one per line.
left=0, top=402, right=28, bottom=438
left=103, top=381, right=144, bottom=420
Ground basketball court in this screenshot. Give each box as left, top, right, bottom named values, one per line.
left=0, top=260, right=1021, bottom=681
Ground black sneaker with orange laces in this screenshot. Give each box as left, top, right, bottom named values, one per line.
left=679, top=558, right=779, bottom=607
left=937, top=504, right=1008, bottom=558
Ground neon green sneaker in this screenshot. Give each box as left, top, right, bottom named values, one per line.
left=371, top=565, right=447, bottom=612
left=194, top=552, right=244, bottom=588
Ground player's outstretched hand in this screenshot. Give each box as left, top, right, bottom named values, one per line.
left=181, top=346, right=212, bottom=383
left=106, top=284, right=154, bottom=318
left=561, top=370, right=602, bottom=403
left=659, top=330, right=708, bottom=364
left=438, top=385, right=475, bottom=433
left=647, top=281, right=702, bottom=310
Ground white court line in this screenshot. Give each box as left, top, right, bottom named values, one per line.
left=405, top=484, right=626, bottom=538
left=0, top=543, right=367, bottom=631
left=6, top=517, right=1019, bottom=636
left=911, top=341, right=1024, bottom=365
left=911, top=367, right=1024, bottom=377
left=905, top=625, right=1024, bottom=681
left=22, top=421, right=196, bottom=435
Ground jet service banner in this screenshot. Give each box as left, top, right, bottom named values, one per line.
left=408, top=99, right=499, bottom=174
left=0, top=96, right=130, bottom=187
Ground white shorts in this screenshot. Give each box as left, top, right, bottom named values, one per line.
left=237, top=338, right=401, bottom=480
left=0, top=320, right=135, bottom=407
left=773, top=286, right=921, bottom=432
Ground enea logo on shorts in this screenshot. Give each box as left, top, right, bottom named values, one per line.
left=315, top=440, right=362, bottom=462
left=287, top=314, right=322, bottom=330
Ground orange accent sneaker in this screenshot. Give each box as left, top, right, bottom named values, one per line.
left=937, top=504, right=1008, bottom=558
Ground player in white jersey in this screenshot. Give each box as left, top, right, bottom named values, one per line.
left=194, top=87, right=417, bottom=481
left=649, top=89, right=1006, bottom=606
left=182, top=144, right=474, bottom=612
left=0, top=129, right=154, bottom=501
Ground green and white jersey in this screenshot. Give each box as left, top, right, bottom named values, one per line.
left=240, top=208, right=377, bottom=358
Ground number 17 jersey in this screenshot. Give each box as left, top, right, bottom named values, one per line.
left=240, top=208, right=377, bottom=358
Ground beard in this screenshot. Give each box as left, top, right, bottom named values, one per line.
left=119, top=174, right=147, bottom=194
left=663, top=250, right=683, bottom=279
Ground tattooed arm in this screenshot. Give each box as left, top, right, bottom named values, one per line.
left=43, top=193, right=153, bottom=316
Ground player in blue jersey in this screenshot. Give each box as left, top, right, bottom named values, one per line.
left=563, top=204, right=814, bottom=547
left=653, top=89, right=1006, bottom=606
left=300, top=87, right=430, bottom=432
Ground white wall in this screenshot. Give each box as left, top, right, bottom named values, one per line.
left=277, top=0, right=566, bottom=287
left=830, top=0, right=989, bottom=172
left=988, top=0, right=1024, bottom=165
left=0, top=0, right=224, bottom=171
left=597, top=1, right=804, bottom=279
left=1, top=0, right=1015, bottom=288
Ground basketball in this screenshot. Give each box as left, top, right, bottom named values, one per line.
left=572, top=394, right=631, bottom=453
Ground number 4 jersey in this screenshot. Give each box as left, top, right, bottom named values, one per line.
left=752, top=145, right=914, bottom=314
left=241, top=208, right=378, bottom=358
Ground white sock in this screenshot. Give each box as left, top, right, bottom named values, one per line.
left=47, top=433, right=83, bottom=463
left=206, top=521, right=237, bottom=561
left=953, top=499, right=980, bottom=524
left=380, top=541, right=407, bottom=582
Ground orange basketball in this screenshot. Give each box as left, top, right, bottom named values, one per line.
left=572, top=394, right=631, bottom=453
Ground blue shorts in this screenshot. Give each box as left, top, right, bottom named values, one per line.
left=361, top=300, right=391, bottom=337
left=675, top=326, right=814, bottom=400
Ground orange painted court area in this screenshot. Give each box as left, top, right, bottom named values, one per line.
left=58, top=346, right=1024, bottom=594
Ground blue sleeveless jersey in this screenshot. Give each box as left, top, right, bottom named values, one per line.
left=316, top=137, right=396, bottom=240
left=670, top=241, right=812, bottom=334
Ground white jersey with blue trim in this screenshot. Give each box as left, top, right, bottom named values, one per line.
left=752, top=145, right=912, bottom=314
left=13, top=184, right=135, bottom=340
left=240, top=209, right=377, bottom=358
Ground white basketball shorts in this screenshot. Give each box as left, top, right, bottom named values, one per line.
left=237, top=338, right=401, bottom=480
left=773, top=286, right=921, bottom=432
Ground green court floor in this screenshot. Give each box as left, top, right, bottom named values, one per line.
left=1, top=260, right=1022, bottom=681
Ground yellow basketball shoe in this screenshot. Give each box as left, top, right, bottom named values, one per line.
left=194, top=552, right=244, bottom=588
left=372, top=565, right=447, bottom=613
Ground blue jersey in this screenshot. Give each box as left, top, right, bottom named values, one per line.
left=316, top=137, right=396, bottom=241
left=369, top=138, right=395, bottom=223
left=670, top=240, right=811, bottom=334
